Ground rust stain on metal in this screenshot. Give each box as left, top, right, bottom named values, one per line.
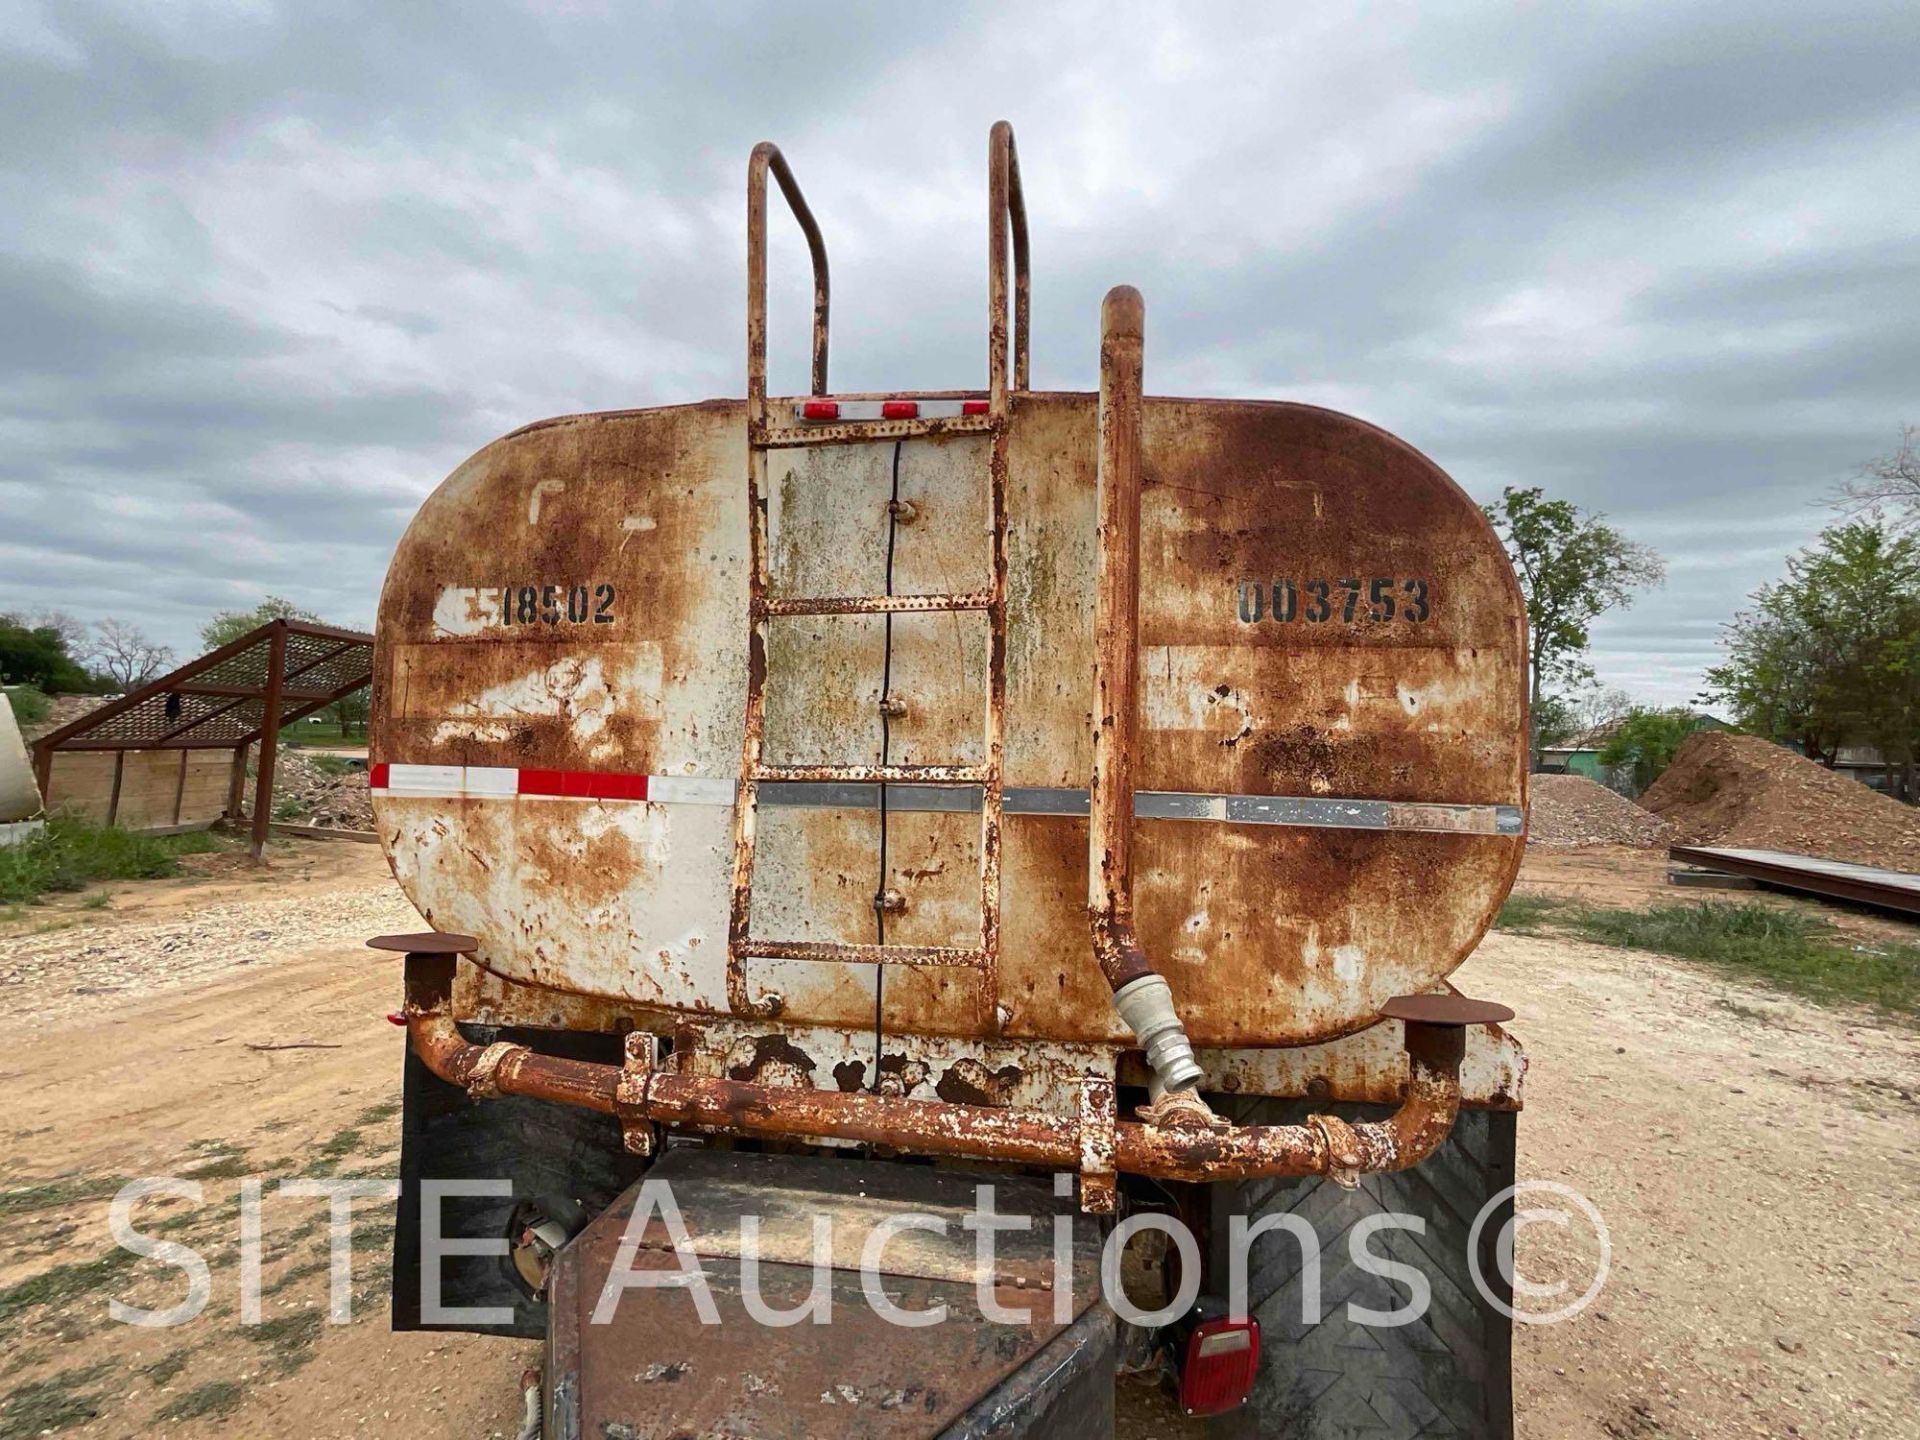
left=369, top=119, right=1528, bottom=1173
left=1088, top=285, right=1156, bottom=993
left=397, top=944, right=1472, bottom=1187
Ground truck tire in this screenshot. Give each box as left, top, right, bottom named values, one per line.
left=1207, top=1100, right=1516, bottom=1439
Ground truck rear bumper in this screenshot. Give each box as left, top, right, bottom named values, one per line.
left=397, top=946, right=1481, bottom=1206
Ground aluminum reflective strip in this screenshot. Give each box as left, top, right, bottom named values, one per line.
left=373, top=764, right=1521, bottom=836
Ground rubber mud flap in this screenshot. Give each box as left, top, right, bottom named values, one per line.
left=390, top=1025, right=643, bottom=1338
left=1209, top=1100, right=1516, bottom=1439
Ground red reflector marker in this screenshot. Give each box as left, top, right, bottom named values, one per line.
left=962, top=399, right=991, bottom=415
left=1179, top=1318, right=1260, bottom=1416
left=385, top=1011, right=408, bottom=1027
left=881, top=400, right=919, bottom=419
left=802, top=400, right=839, bottom=420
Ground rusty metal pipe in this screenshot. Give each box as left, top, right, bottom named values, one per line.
left=1088, top=286, right=1206, bottom=1096
left=746, top=141, right=831, bottom=418
left=987, top=120, right=1030, bottom=403
left=401, top=996, right=1462, bottom=1185
left=406, top=1012, right=622, bottom=1115
left=1088, top=285, right=1151, bottom=993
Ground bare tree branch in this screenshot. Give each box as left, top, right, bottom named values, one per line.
left=90, top=618, right=174, bottom=691
left=1832, top=424, right=1920, bottom=528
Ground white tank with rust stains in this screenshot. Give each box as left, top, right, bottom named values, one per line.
left=371, top=392, right=1526, bottom=1048
left=0, top=698, right=43, bottom=824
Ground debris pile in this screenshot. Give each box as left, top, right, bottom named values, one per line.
left=20, top=693, right=108, bottom=743
left=1527, top=773, right=1670, bottom=848
left=1641, top=732, right=1920, bottom=871
left=273, top=751, right=374, bottom=831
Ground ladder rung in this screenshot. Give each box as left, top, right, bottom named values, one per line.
left=737, top=939, right=988, bottom=968
left=751, top=764, right=989, bottom=785
left=757, top=591, right=994, bottom=618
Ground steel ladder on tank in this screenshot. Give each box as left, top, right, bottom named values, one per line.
left=726, top=124, right=1029, bottom=1024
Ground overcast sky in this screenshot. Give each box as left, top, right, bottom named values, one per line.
left=3, top=0, right=1916, bottom=704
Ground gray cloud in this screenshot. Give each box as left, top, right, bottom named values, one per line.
left=2, top=0, right=1916, bottom=703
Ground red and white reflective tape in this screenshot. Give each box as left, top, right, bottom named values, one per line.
left=794, top=398, right=990, bottom=422
left=369, top=763, right=1522, bottom=836
left=370, top=763, right=731, bottom=805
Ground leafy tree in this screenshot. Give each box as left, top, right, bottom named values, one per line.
left=1704, top=593, right=1843, bottom=765
left=326, top=687, right=370, bottom=740
left=1705, top=522, right=1920, bottom=799
left=1531, top=693, right=1581, bottom=750
left=201, top=595, right=322, bottom=651
left=1598, top=708, right=1717, bottom=794
left=1483, top=487, right=1665, bottom=764
left=0, top=614, right=100, bottom=693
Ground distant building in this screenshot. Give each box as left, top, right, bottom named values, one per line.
left=1536, top=714, right=1733, bottom=786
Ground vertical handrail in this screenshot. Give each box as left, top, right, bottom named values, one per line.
left=1088, top=287, right=1150, bottom=991
left=988, top=120, right=1031, bottom=411
left=747, top=142, right=831, bottom=426
left=1088, top=286, right=1206, bottom=1097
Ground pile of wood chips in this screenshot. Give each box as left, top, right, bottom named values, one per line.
left=1641, top=732, right=1920, bottom=871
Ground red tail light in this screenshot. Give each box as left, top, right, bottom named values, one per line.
left=385, top=1011, right=408, bottom=1027
left=962, top=398, right=991, bottom=415
left=1178, top=1317, right=1260, bottom=1416
left=881, top=400, right=918, bottom=418
left=802, top=400, right=839, bottom=419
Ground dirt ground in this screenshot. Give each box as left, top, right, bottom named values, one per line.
left=2, top=841, right=1916, bottom=1438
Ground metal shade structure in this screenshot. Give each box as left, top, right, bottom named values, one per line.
left=31, top=618, right=373, bottom=858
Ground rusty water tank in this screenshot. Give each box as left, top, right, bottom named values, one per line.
left=371, top=391, right=1526, bottom=1049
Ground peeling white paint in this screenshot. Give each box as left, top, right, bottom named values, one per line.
left=1332, top=943, right=1365, bottom=984
left=527, top=478, right=565, bottom=524
left=429, top=649, right=663, bottom=759
left=431, top=586, right=504, bottom=638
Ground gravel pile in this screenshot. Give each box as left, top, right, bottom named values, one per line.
left=1641, top=732, right=1920, bottom=871
left=1, top=884, right=417, bottom=1026
left=1528, top=773, right=1670, bottom=848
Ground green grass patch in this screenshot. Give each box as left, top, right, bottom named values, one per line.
left=178, top=1137, right=253, bottom=1183
left=262, top=1257, right=331, bottom=1298
left=154, top=1379, right=245, bottom=1424
left=139, top=1347, right=193, bottom=1388
left=0, top=1363, right=112, bottom=1439
left=2, top=685, right=51, bottom=728
left=281, top=723, right=363, bottom=749
left=0, top=1251, right=136, bottom=1324
left=249, top=1310, right=324, bottom=1374
left=0, top=1174, right=127, bottom=1219
left=0, top=817, right=228, bottom=905
left=1512, top=897, right=1920, bottom=1017
left=353, top=1100, right=401, bottom=1128
left=295, top=1122, right=384, bottom=1177
left=1493, top=893, right=1565, bottom=935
